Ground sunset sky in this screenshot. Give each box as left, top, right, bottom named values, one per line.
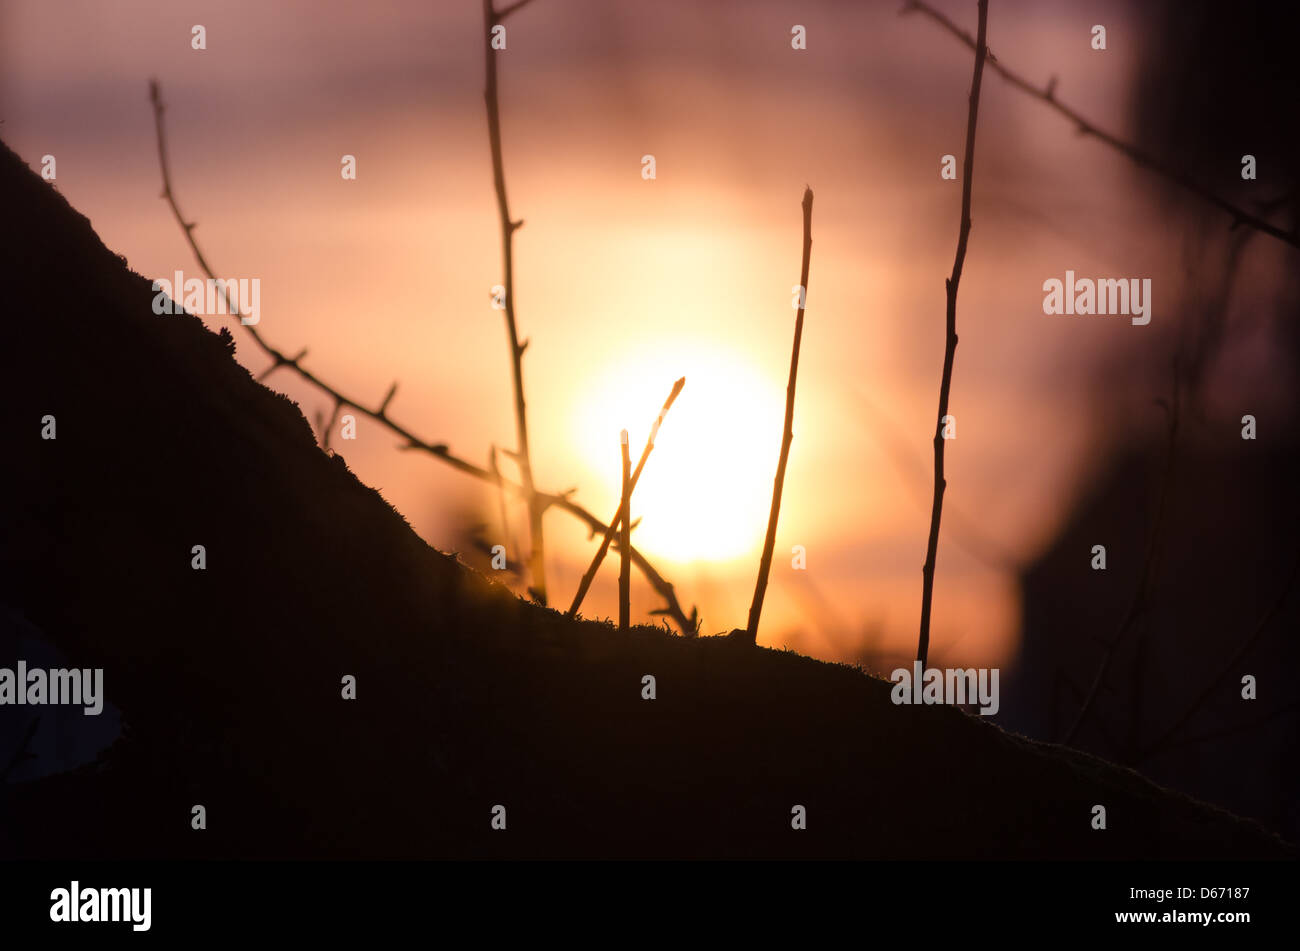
left=4, top=0, right=1288, bottom=668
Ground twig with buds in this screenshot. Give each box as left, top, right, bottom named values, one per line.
left=483, top=0, right=548, bottom=602
left=915, top=0, right=988, bottom=668
left=901, top=0, right=1300, bottom=251
left=147, top=78, right=696, bottom=635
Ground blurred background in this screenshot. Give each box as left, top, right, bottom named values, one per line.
left=2, top=0, right=1297, bottom=836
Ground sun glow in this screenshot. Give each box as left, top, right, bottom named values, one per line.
left=571, top=344, right=788, bottom=565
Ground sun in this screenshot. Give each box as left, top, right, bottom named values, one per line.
left=570, top=343, right=787, bottom=565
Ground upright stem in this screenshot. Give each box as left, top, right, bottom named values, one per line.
left=1063, top=388, right=1180, bottom=745
left=489, top=445, right=518, bottom=570
left=745, top=187, right=814, bottom=644
left=149, top=78, right=694, bottom=633
left=903, top=0, right=1300, bottom=252
left=483, top=0, right=546, bottom=603
left=567, top=377, right=685, bottom=619
left=917, top=0, right=988, bottom=667
left=618, top=430, right=632, bottom=632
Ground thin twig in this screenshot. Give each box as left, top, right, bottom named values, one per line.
left=567, top=377, right=686, bottom=620
left=147, top=79, right=694, bottom=635
left=744, top=186, right=815, bottom=645
left=1062, top=378, right=1181, bottom=745
left=1076, top=231, right=1253, bottom=749
left=496, top=0, right=540, bottom=20
left=854, top=390, right=1017, bottom=570
left=1144, top=701, right=1300, bottom=754
left=916, top=0, right=988, bottom=667
left=259, top=347, right=308, bottom=382
left=0, top=716, right=39, bottom=783
left=1140, top=553, right=1300, bottom=760
left=901, top=0, right=1300, bottom=252
left=618, top=430, right=631, bottom=632
left=489, top=444, right=519, bottom=565
left=484, top=0, right=547, bottom=604
left=315, top=396, right=343, bottom=451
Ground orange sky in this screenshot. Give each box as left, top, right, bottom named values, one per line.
left=6, top=0, right=1286, bottom=669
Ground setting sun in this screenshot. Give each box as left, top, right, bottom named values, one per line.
left=571, top=344, right=788, bottom=565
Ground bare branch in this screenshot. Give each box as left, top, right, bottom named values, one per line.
left=854, top=391, right=1018, bottom=570
left=1062, top=375, right=1181, bottom=745
left=258, top=347, right=308, bottom=382
left=901, top=0, right=1300, bottom=251
left=320, top=397, right=343, bottom=451
left=483, top=0, right=547, bottom=604
left=494, top=0, right=540, bottom=21
left=744, top=187, right=815, bottom=645
left=489, top=444, right=519, bottom=568
left=618, top=430, right=632, bottom=632
left=0, top=716, right=39, bottom=783
left=147, top=79, right=693, bottom=634
left=1140, top=553, right=1300, bottom=760
left=1144, top=701, right=1300, bottom=754
left=567, top=377, right=687, bottom=625
left=916, top=0, right=989, bottom=668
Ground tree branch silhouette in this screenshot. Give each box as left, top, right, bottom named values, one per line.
left=0, top=716, right=39, bottom=783
left=567, top=377, right=686, bottom=625
left=1142, top=701, right=1300, bottom=754
left=314, top=397, right=343, bottom=451
left=1061, top=374, right=1181, bottom=746
left=618, top=429, right=632, bottom=632
left=484, top=0, right=547, bottom=603
left=1140, top=552, right=1300, bottom=761
left=488, top=444, right=520, bottom=567
left=496, top=0, right=540, bottom=20
left=916, top=0, right=988, bottom=668
left=901, top=0, right=1300, bottom=252
left=854, top=390, right=1018, bottom=571
left=744, top=186, right=814, bottom=645
left=147, top=79, right=694, bottom=635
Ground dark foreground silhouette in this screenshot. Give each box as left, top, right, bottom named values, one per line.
left=0, top=140, right=1292, bottom=859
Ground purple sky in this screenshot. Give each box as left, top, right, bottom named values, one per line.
left=4, top=0, right=1286, bottom=667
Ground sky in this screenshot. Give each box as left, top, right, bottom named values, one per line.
left=4, top=0, right=1285, bottom=670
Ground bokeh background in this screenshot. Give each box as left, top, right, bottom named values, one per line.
left=3, top=0, right=1295, bottom=784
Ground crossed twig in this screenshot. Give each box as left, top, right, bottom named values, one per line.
left=901, top=0, right=1300, bottom=252
left=147, top=79, right=695, bottom=635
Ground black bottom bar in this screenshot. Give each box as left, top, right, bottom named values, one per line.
left=0, top=859, right=1291, bottom=939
